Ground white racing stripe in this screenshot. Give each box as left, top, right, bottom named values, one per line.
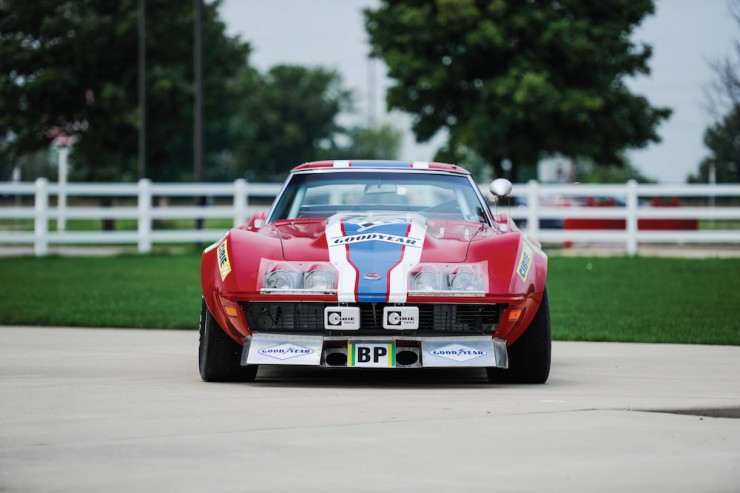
left=387, top=219, right=426, bottom=302
left=326, top=215, right=358, bottom=302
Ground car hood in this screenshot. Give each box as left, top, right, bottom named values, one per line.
left=274, top=212, right=483, bottom=263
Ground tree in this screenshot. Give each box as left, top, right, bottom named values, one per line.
left=575, top=157, right=655, bottom=184
left=705, top=0, right=740, bottom=120
left=693, top=0, right=740, bottom=184
left=330, top=123, right=403, bottom=161
left=0, top=0, right=249, bottom=182
left=689, top=107, right=740, bottom=183
left=227, top=65, right=352, bottom=181
left=364, top=0, right=671, bottom=181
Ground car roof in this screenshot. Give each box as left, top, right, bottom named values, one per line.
left=291, top=160, right=470, bottom=174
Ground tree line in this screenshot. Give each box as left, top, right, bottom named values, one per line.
left=1, top=0, right=733, bottom=184
left=0, top=0, right=401, bottom=184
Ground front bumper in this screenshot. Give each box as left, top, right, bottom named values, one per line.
left=242, top=333, right=509, bottom=369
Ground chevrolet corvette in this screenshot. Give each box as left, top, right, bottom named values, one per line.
left=199, top=160, right=550, bottom=383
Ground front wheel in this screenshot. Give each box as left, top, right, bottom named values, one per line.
left=199, top=298, right=258, bottom=382
left=487, top=288, right=551, bottom=384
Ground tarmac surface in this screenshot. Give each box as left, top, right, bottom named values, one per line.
left=0, top=326, right=739, bottom=492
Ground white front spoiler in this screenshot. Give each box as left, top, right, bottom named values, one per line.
left=242, top=333, right=508, bottom=369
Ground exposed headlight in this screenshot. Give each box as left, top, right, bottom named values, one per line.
left=449, top=271, right=479, bottom=291
left=265, top=270, right=297, bottom=290
left=411, top=271, right=441, bottom=291
left=304, top=269, right=334, bottom=290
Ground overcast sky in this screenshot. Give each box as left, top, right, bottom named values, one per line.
left=220, top=0, right=737, bottom=183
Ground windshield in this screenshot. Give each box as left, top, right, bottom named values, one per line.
left=269, top=171, right=489, bottom=223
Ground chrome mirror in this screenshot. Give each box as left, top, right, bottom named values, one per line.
left=490, top=178, right=513, bottom=197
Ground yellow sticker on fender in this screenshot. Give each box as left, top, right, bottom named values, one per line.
left=517, top=243, right=532, bottom=281
left=217, top=241, right=231, bottom=281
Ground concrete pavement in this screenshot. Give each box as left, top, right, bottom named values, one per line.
left=0, top=326, right=738, bottom=492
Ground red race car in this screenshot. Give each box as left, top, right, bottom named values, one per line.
left=199, top=161, right=550, bottom=383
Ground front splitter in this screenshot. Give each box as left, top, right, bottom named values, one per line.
left=242, top=333, right=508, bottom=369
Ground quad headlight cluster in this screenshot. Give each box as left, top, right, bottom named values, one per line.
left=408, top=262, right=487, bottom=296
left=261, top=261, right=337, bottom=293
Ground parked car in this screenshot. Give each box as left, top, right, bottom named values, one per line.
left=199, top=160, right=550, bottom=383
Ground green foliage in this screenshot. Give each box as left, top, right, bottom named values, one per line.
left=433, top=143, right=492, bottom=182
left=364, top=0, right=671, bottom=181
left=689, top=107, right=740, bottom=183
left=331, top=123, right=404, bottom=161
left=227, top=65, right=352, bottom=181
left=0, top=0, right=138, bottom=180
left=1, top=2, right=397, bottom=184
left=692, top=2, right=740, bottom=184
left=0, top=0, right=249, bottom=182
left=575, top=158, right=656, bottom=184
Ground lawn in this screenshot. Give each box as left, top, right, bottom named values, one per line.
left=0, top=254, right=738, bottom=344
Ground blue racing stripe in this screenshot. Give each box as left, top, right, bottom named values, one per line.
left=348, top=161, right=412, bottom=168
left=342, top=221, right=410, bottom=302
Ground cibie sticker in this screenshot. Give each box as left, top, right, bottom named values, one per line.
left=517, top=243, right=533, bottom=281
left=217, top=241, right=231, bottom=281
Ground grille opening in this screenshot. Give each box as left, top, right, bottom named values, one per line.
left=243, top=302, right=503, bottom=335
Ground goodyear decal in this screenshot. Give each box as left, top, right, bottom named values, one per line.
left=430, top=344, right=487, bottom=362
left=217, top=241, right=231, bottom=281
left=326, top=214, right=426, bottom=303
left=517, top=243, right=533, bottom=281
left=331, top=232, right=422, bottom=247
left=258, top=343, right=313, bottom=360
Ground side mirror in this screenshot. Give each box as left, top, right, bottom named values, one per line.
left=490, top=178, right=513, bottom=197
left=246, top=211, right=267, bottom=231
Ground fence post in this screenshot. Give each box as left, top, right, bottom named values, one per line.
left=626, top=179, right=638, bottom=256
left=34, top=178, right=49, bottom=256
left=138, top=178, right=152, bottom=253
left=527, top=180, right=539, bottom=241
left=234, top=178, right=248, bottom=227
left=57, top=145, right=69, bottom=231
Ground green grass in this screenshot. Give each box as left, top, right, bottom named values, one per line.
left=547, top=257, right=740, bottom=345
left=0, top=254, right=202, bottom=329
left=0, top=254, right=739, bottom=344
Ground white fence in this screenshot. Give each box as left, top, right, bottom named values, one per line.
left=1, top=178, right=739, bottom=256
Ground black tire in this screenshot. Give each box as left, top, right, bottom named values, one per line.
left=199, top=298, right=258, bottom=382
left=487, top=288, right=551, bottom=384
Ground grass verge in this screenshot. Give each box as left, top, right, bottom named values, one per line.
left=0, top=254, right=202, bottom=329
left=548, top=256, right=740, bottom=345
left=0, top=254, right=738, bottom=344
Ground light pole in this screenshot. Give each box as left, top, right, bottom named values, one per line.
left=194, top=0, right=205, bottom=232
left=138, top=0, right=146, bottom=180
left=194, top=0, right=203, bottom=185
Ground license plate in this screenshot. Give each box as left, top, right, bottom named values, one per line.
left=347, top=342, right=395, bottom=367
